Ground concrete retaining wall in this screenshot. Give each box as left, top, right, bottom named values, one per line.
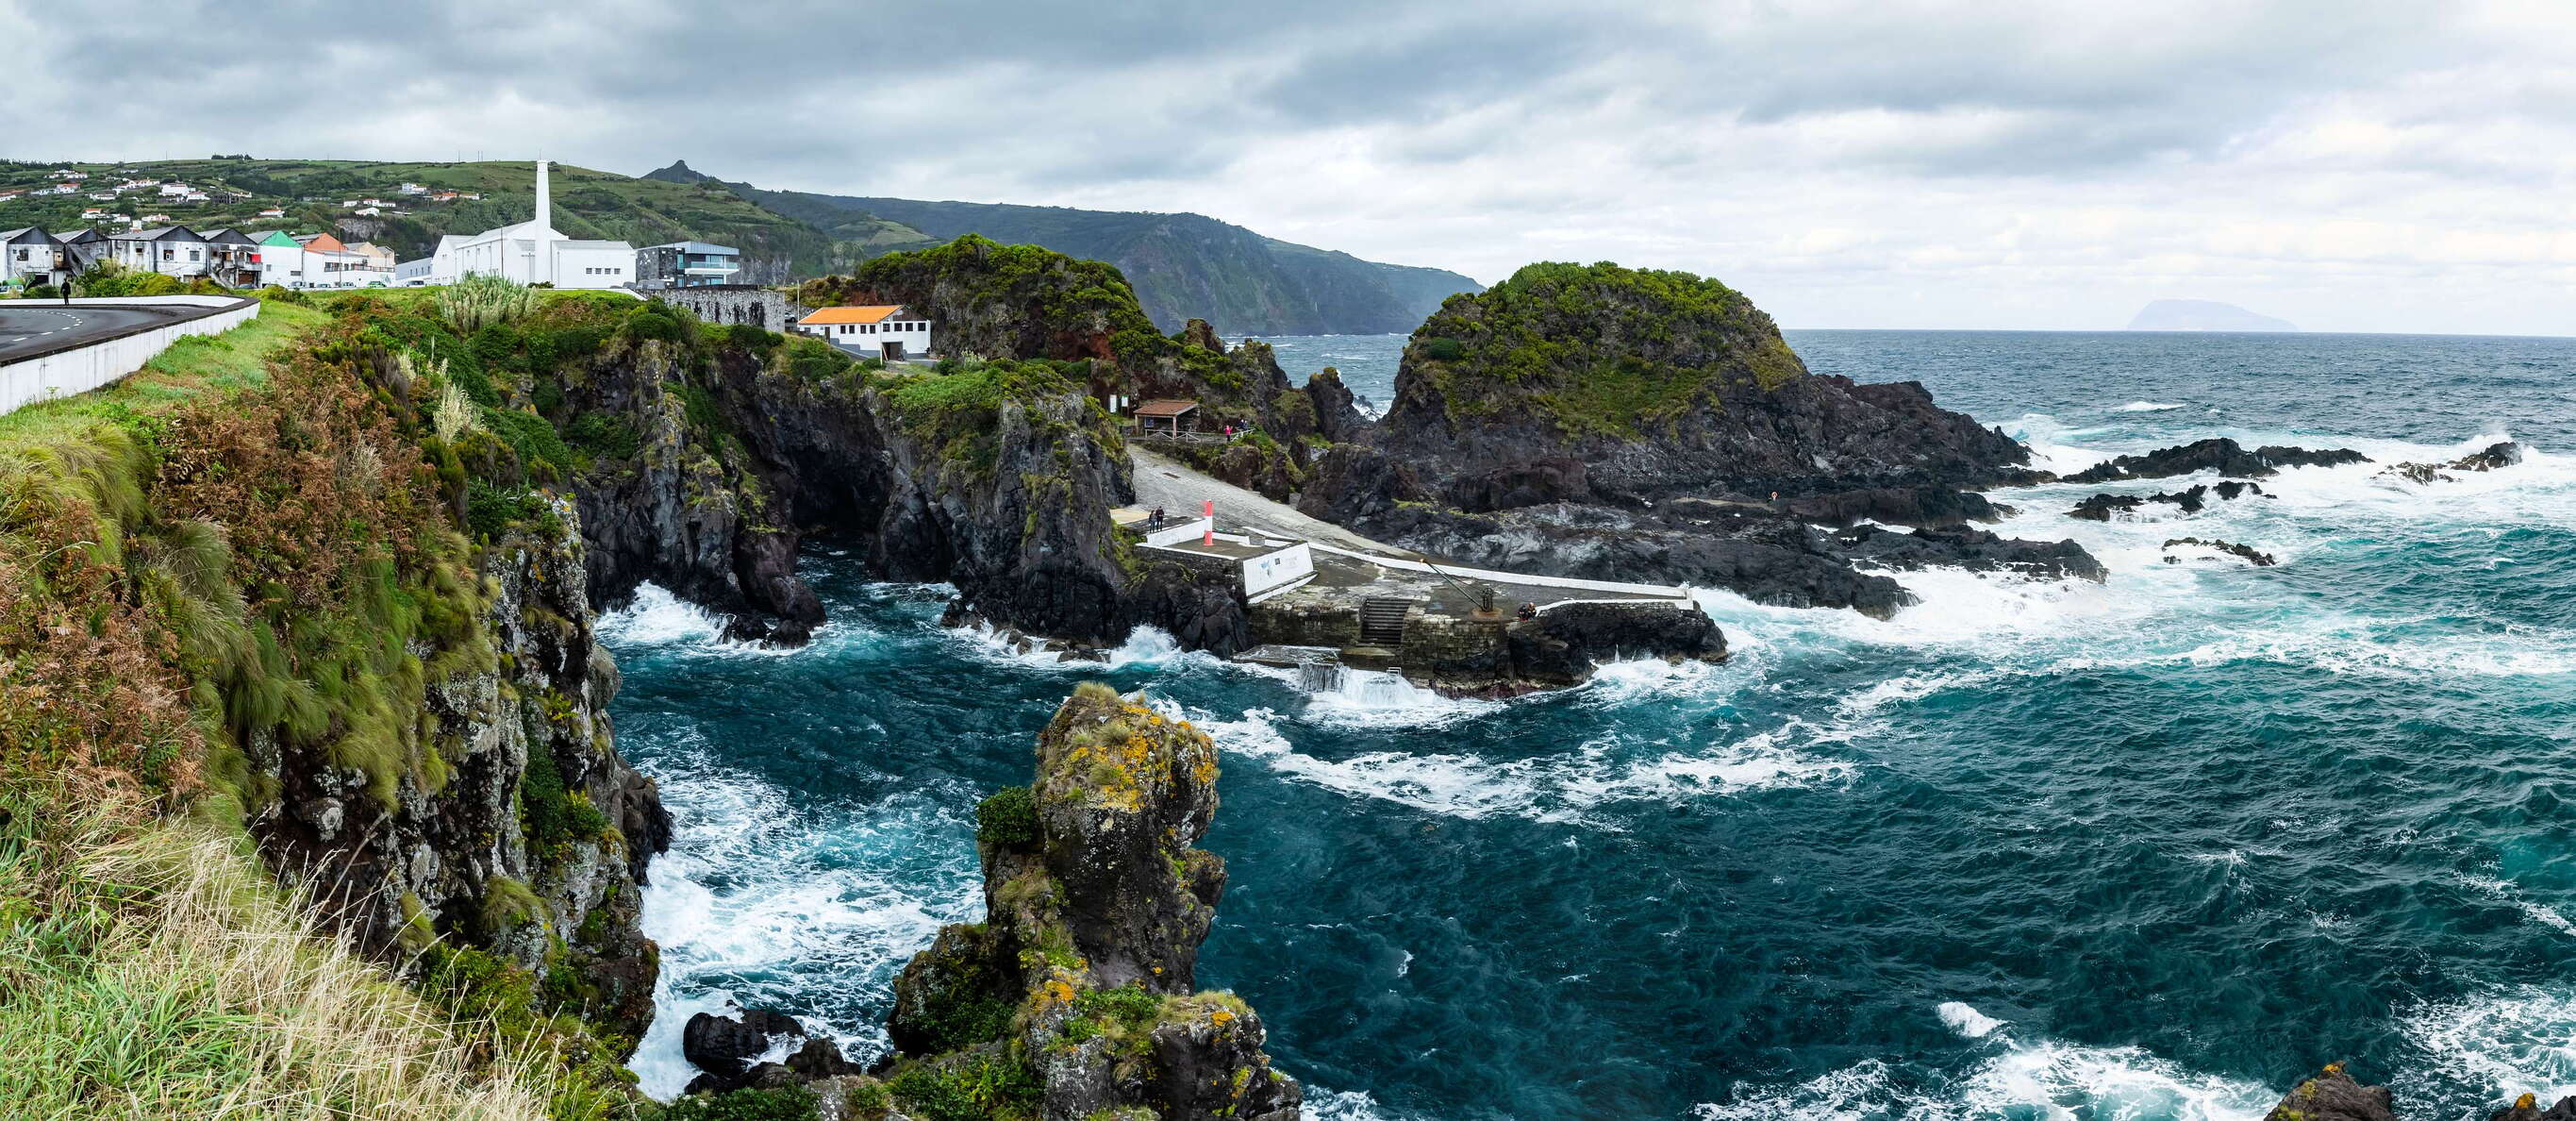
left=645, top=285, right=806, bottom=331
left=2, top=296, right=261, bottom=416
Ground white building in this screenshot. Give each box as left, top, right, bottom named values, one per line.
left=0, top=227, right=75, bottom=289
left=254, top=231, right=391, bottom=290
left=107, top=226, right=213, bottom=278
left=404, top=161, right=632, bottom=289
left=794, top=305, right=936, bottom=361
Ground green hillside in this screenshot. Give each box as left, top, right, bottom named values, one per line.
left=0, top=157, right=936, bottom=281
left=1, top=154, right=1478, bottom=334
left=658, top=162, right=1483, bottom=335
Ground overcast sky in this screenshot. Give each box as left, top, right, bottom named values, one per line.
left=5, top=0, right=2569, bottom=334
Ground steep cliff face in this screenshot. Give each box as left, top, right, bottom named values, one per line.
left=0, top=306, right=673, bottom=1106
left=799, top=238, right=1372, bottom=500
left=256, top=504, right=669, bottom=1045
left=553, top=323, right=1252, bottom=653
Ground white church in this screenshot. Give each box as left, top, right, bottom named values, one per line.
left=407, top=161, right=634, bottom=289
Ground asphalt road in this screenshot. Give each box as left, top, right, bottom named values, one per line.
left=0, top=304, right=190, bottom=361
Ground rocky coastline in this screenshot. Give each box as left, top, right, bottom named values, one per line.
left=668, top=683, right=1302, bottom=1120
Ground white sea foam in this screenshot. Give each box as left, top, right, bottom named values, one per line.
left=2394, top=987, right=2576, bottom=1109
left=2119, top=401, right=2186, bottom=412
left=1696, top=1029, right=2274, bottom=1121
left=1175, top=704, right=1850, bottom=827
left=630, top=745, right=980, bottom=1099
left=1299, top=668, right=1499, bottom=730
left=594, top=581, right=850, bottom=658
left=598, top=582, right=729, bottom=646
left=1305, top=1086, right=1409, bottom=1120
left=2461, top=874, right=2576, bottom=936
left=948, top=620, right=1229, bottom=675
left=1937, top=1000, right=2007, bottom=1039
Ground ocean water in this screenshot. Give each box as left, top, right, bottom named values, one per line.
left=612, top=330, right=2576, bottom=1120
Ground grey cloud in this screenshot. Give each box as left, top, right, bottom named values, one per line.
left=4, top=0, right=2568, bottom=333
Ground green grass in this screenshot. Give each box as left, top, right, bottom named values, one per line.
left=0, top=795, right=577, bottom=1120
left=0, top=301, right=326, bottom=450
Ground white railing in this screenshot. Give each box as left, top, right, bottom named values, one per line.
left=1142, top=517, right=1214, bottom=547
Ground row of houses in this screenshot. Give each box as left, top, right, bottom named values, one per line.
left=0, top=224, right=398, bottom=290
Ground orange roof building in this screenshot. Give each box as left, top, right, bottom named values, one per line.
left=794, top=305, right=934, bottom=360
left=798, top=304, right=905, bottom=326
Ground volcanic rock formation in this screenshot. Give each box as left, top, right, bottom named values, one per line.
left=1291, top=260, right=2099, bottom=612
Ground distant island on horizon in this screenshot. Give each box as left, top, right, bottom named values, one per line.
left=2127, top=298, right=2299, bottom=332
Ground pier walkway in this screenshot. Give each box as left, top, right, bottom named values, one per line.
left=1126, top=445, right=1691, bottom=608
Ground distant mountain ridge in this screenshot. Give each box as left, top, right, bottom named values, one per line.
left=2127, top=299, right=2298, bottom=332
left=650, top=160, right=1482, bottom=335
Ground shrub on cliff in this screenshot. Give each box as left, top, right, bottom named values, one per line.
left=1404, top=259, right=1808, bottom=438
left=975, top=784, right=1039, bottom=848
left=809, top=233, right=1155, bottom=361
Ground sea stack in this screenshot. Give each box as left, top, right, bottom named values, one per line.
left=885, top=682, right=1300, bottom=1119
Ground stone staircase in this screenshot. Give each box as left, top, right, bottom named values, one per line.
left=1358, top=597, right=1415, bottom=647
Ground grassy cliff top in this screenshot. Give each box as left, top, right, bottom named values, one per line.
left=1399, top=260, right=1810, bottom=439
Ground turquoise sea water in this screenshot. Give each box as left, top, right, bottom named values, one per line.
left=614, top=330, right=2576, bottom=1120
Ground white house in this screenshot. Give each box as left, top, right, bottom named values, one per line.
left=0, top=227, right=75, bottom=289
left=795, top=305, right=935, bottom=361
left=411, top=160, right=633, bottom=290
left=249, top=230, right=390, bottom=290
left=107, top=226, right=214, bottom=278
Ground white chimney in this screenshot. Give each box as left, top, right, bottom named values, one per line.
left=533, top=159, right=553, bottom=285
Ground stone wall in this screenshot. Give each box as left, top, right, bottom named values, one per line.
left=1247, top=595, right=1362, bottom=648
left=646, top=285, right=806, bottom=332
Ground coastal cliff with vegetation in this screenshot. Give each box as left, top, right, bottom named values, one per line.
left=0, top=293, right=664, bottom=1115
left=0, top=258, right=1326, bottom=1116
left=1295, top=260, right=2102, bottom=615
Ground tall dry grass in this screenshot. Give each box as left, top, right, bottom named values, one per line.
left=0, top=799, right=572, bottom=1120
